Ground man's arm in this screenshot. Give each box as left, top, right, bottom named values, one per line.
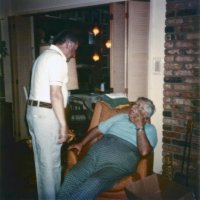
left=50, top=85, right=68, bottom=144
left=80, top=126, right=103, bottom=146
left=129, top=106, right=153, bottom=157
left=136, top=129, right=153, bottom=157
left=69, top=127, right=103, bottom=154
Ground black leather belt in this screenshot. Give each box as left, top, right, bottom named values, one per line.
left=27, top=100, right=52, bottom=109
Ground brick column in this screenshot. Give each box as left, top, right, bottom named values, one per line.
left=163, top=0, right=200, bottom=196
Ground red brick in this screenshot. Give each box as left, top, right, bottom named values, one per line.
left=172, top=98, right=184, bottom=105
left=186, top=33, right=200, bottom=40
left=174, top=84, right=193, bottom=91
left=185, top=48, right=200, bottom=55
left=173, top=98, right=193, bottom=106
left=165, top=55, right=174, bottom=62
left=176, top=25, right=195, bottom=32
left=171, top=104, right=182, bottom=110
left=175, top=41, right=197, bottom=48
left=185, top=77, right=199, bottom=83
left=164, top=91, right=181, bottom=97
left=166, top=18, right=184, bottom=25
left=174, top=126, right=187, bottom=133
left=175, top=56, right=195, bottom=62
left=164, top=83, right=173, bottom=90
left=184, top=106, right=196, bottom=112
left=166, top=49, right=180, bottom=55
left=164, top=70, right=173, bottom=76
left=163, top=131, right=182, bottom=139
left=174, top=113, right=193, bottom=120
left=180, top=91, right=198, bottom=98
left=163, top=144, right=182, bottom=154
left=185, top=63, right=199, bottom=69
left=174, top=2, right=191, bottom=10
left=166, top=2, right=174, bottom=10
left=174, top=70, right=194, bottom=76
left=163, top=118, right=180, bottom=126
left=163, top=137, right=171, bottom=144
left=184, top=16, right=200, bottom=25
left=165, top=42, right=174, bottom=48
left=165, top=63, right=183, bottom=70
left=163, top=97, right=171, bottom=103
left=163, top=104, right=172, bottom=110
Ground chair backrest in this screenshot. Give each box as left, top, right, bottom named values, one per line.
left=87, top=101, right=131, bottom=130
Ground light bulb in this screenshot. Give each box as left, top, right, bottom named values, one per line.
left=92, top=27, right=100, bottom=36
left=105, top=40, right=111, bottom=48
left=92, top=53, right=100, bottom=62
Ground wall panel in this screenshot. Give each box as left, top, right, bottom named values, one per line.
left=9, top=16, right=34, bottom=140
left=110, top=3, right=125, bottom=92
left=127, top=1, right=150, bottom=101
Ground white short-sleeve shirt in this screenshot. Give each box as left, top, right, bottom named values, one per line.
left=29, top=45, right=69, bottom=107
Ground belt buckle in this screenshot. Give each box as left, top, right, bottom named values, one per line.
left=32, top=101, right=38, bottom=106
left=28, top=100, right=33, bottom=106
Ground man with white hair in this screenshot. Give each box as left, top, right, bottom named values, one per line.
left=57, top=97, right=157, bottom=200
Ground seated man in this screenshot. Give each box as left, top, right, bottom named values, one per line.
left=57, top=97, right=158, bottom=200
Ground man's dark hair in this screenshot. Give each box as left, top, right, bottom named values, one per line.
left=53, top=30, right=78, bottom=45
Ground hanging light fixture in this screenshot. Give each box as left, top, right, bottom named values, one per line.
left=92, top=26, right=100, bottom=36
left=105, top=40, right=111, bottom=48
left=92, top=53, right=100, bottom=62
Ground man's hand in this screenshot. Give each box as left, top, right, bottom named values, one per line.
left=68, top=143, right=83, bottom=155
left=67, top=127, right=102, bottom=155
left=57, top=126, right=68, bottom=144
left=129, top=103, right=153, bottom=156
left=129, top=104, right=147, bottom=128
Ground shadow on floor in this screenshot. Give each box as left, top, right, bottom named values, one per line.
left=0, top=101, right=37, bottom=200
left=0, top=101, right=76, bottom=200
left=0, top=139, right=37, bottom=200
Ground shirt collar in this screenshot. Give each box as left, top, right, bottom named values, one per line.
left=49, top=44, right=66, bottom=61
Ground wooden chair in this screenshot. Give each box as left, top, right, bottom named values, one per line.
left=65, top=101, right=154, bottom=199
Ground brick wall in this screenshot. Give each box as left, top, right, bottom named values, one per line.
left=163, top=0, right=200, bottom=197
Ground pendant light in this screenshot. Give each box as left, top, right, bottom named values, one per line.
left=92, top=26, right=100, bottom=36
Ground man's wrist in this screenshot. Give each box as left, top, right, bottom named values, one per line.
left=136, top=127, right=145, bottom=132
left=79, top=141, right=84, bottom=147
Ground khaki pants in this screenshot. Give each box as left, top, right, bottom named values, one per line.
left=26, top=106, right=62, bottom=200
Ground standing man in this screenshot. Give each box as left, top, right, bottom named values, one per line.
left=26, top=30, right=78, bottom=200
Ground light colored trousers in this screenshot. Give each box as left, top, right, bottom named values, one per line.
left=26, top=106, right=62, bottom=200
